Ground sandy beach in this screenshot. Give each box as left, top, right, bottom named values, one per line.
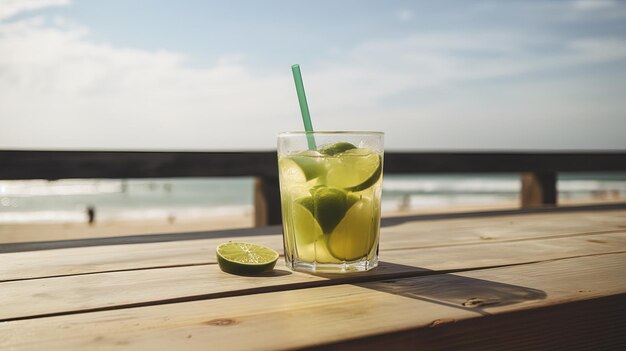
left=0, top=212, right=254, bottom=244
left=1, top=197, right=624, bottom=245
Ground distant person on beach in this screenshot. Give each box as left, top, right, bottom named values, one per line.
left=167, top=213, right=176, bottom=224
left=86, top=205, right=96, bottom=225
left=399, top=195, right=411, bottom=212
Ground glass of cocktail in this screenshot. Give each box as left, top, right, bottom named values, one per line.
left=278, top=131, right=383, bottom=273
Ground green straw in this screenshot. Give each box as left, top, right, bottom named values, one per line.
left=291, top=64, right=317, bottom=150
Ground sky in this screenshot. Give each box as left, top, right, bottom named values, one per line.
left=1, top=0, right=625, bottom=151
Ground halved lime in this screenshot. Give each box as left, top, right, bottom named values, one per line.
left=326, top=148, right=382, bottom=192
left=327, top=197, right=376, bottom=261
left=216, top=242, right=279, bottom=275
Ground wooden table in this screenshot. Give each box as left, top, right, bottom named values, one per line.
left=1, top=205, right=625, bottom=350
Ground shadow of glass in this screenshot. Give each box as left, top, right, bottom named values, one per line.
left=353, top=262, right=547, bottom=316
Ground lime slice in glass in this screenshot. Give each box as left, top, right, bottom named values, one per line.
left=326, top=148, right=382, bottom=192
left=313, top=186, right=348, bottom=234
left=293, top=200, right=338, bottom=263
left=279, top=151, right=325, bottom=182
left=320, top=142, right=357, bottom=156
left=216, top=242, right=279, bottom=275
left=328, top=197, right=376, bottom=261
left=297, top=187, right=360, bottom=236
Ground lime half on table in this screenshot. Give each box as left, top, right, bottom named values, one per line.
left=216, top=242, right=279, bottom=275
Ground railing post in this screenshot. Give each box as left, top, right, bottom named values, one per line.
left=254, top=176, right=282, bottom=227
left=520, top=172, right=557, bottom=208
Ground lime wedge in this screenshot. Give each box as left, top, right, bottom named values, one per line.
left=293, top=201, right=338, bottom=263
left=328, top=197, right=376, bottom=261
left=326, top=148, right=382, bottom=192
left=279, top=151, right=325, bottom=182
left=297, top=187, right=360, bottom=235
left=216, top=242, right=279, bottom=275
left=313, top=186, right=348, bottom=234
left=320, top=142, right=357, bottom=156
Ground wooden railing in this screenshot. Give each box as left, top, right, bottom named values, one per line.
left=1, top=150, right=625, bottom=226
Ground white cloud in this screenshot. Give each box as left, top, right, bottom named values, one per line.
left=306, top=32, right=626, bottom=108
left=301, top=31, right=626, bottom=150
left=0, top=0, right=69, bottom=20
left=0, top=17, right=297, bottom=150
left=572, top=0, right=617, bottom=11
left=562, top=0, right=626, bottom=21
left=1, top=7, right=625, bottom=151
left=395, top=9, right=414, bottom=22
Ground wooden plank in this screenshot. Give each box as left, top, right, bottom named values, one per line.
left=0, top=223, right=280, bottom=249
left=3, top=150, right=626, bottom=180
left=383, top=152, right=626, bottom=173
left=381, top=209, right=626, bottom=251
left=0, top=234, right=282, bottom=282
left=2, top=209, right=625, bottom=281
left=520, top=172, right=557, bottom=208
left=0, top=151, right=279, bottom=180
left=1, top=233, right=624, bottom=321
left=1, top=253, right=624, bottom=350
left=311, top=294, right=626, bottom=351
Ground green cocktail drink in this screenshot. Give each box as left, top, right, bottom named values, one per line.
left=278, top=132, right=383, bottom=273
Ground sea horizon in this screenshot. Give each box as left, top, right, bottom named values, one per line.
left=1, top=173, right=625, bottom=225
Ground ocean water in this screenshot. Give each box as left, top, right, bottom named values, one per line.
left=1, top=173, right=625, bottom=224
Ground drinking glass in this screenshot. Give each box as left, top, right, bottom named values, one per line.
left=277, top=131, right=383, bottom=273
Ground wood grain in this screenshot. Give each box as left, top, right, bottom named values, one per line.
left=2, top=209, right=625, bottom=281
left=380, top=209, right=626, bottom=249
left=309, top=294, right=626, bottom=351
left=1, top=253, right=624, bottom=351
left=0, top=234, right=281, bottom=282
left=1, top=233, right=624, bottom=321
